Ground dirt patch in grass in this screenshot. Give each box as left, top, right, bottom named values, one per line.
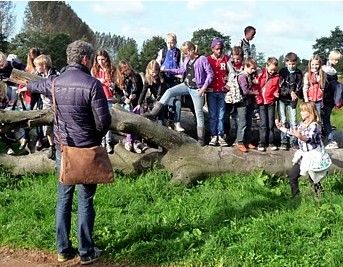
left=0, top=246, right=130, bottom=267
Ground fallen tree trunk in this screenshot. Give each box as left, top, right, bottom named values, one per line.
left=0, top=108, right=343, bottom=184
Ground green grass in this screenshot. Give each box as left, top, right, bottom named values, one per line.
left=1, top=169, right=343, bottom=266
left=331, top=108, right=343, bottom=130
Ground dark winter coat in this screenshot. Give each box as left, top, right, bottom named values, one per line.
left=279, top=67, right=303, bottom=103
left=27, top=63, right=111, bottom=148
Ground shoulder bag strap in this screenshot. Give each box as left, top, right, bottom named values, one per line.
left=51, top=78, right=63, bottom=147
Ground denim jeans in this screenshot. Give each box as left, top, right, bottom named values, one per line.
left=102, top=102, right=113, bottom=145
left=259, top=103, right=276, bottom=146
left=321, top=104, right=335, bottom=142
left=278, top=100, right=297, bottom=145
left=236, top=103, right=253, bottom=144
left=122, top=103, right=140, bottom=144
left=55, top=149, right=97, bottom=257
left=313, top=101, right=322, bottom=118
left=207, top=92, right=225, bottom=136
left=160, top=83, right=204, bottom=127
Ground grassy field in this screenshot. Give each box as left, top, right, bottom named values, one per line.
left=1, top=168, right=343, bottom=266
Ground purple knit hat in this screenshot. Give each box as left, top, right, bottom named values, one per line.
left=211, top=37, right=224, bottom=48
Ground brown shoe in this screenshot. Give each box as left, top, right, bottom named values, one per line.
left=237, top=144, right=248, bottom=153
left=245, top=144, right=256, bottom=149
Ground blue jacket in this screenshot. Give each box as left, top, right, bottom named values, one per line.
left=27, top=63, right=111, bottom=148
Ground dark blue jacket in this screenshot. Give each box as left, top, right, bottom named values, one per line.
left=27, top=63, right=111, bottom=148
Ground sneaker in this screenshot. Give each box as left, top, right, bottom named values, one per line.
left=209, top=136, right=218, bottom=146
left=106, top=143, right=114, bottom=154
left=133, top=141, right=143, bottom=154
left=280, top=144, right=288, bottom=150
left=80, top=248, right=101, bottom=265
left=140, top=142, right=149, bottom=152
left=57, top=248, right=78, bottom=263
left=237, top=144, right=248, bottom=153
left=6, top=148, right=14, bottom=155
left=47, top=145, right=56, bottom=160
left=269, top=145, right=278, bottom=151
left=218, top=136, right=228, bottom=147
left=245, top=143, right=256, bottom=149
left=174, top=122, right=185, bottom=132
left=124, top=142, right=133, bottom=152
left=325, top=141, right=339, bottom=149
left=257, top=145, right=266, bottom=152
left=19, top=138, right=28, bottom=150
left=35, top=140, right=43, bottom=151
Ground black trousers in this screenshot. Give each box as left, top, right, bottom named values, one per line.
left=258, top=103, right=276, bottom=146
left=288, top=163, right=323, bottom=197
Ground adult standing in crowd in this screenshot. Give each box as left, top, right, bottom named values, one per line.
left=20, top=40, right=111, bottom=265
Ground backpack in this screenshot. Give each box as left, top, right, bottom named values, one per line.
left=225, top=71, right=243, bottom=104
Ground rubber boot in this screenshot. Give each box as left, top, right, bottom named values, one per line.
left=142, top=102, right=164, bottom=118
left=197, top=127, right=205, bottom=146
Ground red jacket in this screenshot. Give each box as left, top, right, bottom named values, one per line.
left=92, top=68, right=113, bottom=99
left=207, top=54, right=229, bottom=92
left=255, top=68, right=280, bottom=105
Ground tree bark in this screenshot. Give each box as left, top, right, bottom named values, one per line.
left=9, top=68, right=42, bottom=86
left=0, top=108, right=342, bottom=184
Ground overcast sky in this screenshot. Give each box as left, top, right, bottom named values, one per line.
left=13, top=0, right=343, bottom=60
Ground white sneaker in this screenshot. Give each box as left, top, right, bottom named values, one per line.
left=325, top=141, right=338, bottom=149
left=269, top=145, right=278, bottom=151
left=209, top=136, right=218, bottom=146
left=174, top=122, right=185, bottom=132
left=217, top=136, right=228, bottom=147
left=6, top=148, right=14, bottom=155
left=124, top=142, right=132, bottom=152
left=133, top=141, right=143, bottom=154
left=257, top=145, right=266, bottom=152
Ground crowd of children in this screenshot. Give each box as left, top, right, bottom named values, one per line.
left=0, top=26, right=342, bottom=197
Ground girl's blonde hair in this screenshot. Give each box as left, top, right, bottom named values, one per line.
left=299, top=101, right=320, bottom=125
left=181, top=41, right=198, bottom=55
left=33, top=54, right=52, bottom=69
left=25, top=47, right=41, bottom=74
left=166, top=33, right=177, bottom=43
left=0, top=52, right=7, bottom=64
left=306, top=54, right=325, bottom=89
left=145, top=60, right=161, bottom=85
left=328, top=50, right=342, bottom=61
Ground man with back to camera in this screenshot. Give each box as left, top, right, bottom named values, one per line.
left=20, top=40, right=111, bottom=265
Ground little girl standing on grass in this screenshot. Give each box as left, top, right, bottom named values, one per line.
left=276, top=102, right=331, bottom=198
